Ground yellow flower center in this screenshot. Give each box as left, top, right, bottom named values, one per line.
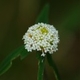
left=40, top=27, right=48, bottom=34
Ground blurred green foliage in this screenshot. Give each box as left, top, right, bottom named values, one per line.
left=60, top=5, right=80, bottom=32
left=0, top=45, right=28, bottom=76
left=36, top=3, right=49, bottom=23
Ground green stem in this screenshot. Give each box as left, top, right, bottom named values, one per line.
left=37, top=55, right=45, bottom=80
left=47, top=53, right=61, bottom=80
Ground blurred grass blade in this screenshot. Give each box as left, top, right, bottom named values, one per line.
left=47, top=53, right=61, bottom=80
left=0, top=45, right=29, bottom=76
left=37, top=54, right=45, bottom=80
left=36, top=3, right=49, bottom=23
left=60, top=5, right=80, bottom=32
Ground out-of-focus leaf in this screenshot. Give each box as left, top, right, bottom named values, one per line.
left=0, top=45, right=29, bottom=76
left=60, top=5, right=80, bottom=32
left=36, top=3, right=49, bottom=23
left=37, top=53, right=45, bottom=80
left=47, top=53, right=61, bottom=80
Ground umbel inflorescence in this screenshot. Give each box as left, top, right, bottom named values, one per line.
left=22, top=23, right=59, bottom=57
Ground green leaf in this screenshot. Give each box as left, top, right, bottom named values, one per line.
left=0, top=45, right=30, bottom=76
left=46, top=53, right=61, bottom=80
left=36, top=3, right=50, bottom=23
left=20, top=46, right=29, bottom=60
left=37, top=53, right=45, bottom=80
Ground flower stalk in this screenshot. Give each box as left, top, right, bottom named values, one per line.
left=37, top=55, right=45, bottom=80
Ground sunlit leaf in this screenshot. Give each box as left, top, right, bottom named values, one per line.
left=47, top=53, right=61, bottom=80
left=36, top=3, right=50, bottom=23
left=0, top=45, right=29, bottom=75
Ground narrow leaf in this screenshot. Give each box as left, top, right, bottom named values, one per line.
left=37, top=54, right=45, bottom=80
left=20, top=46, right=30, bottom=60
left=47, top=53, right=61, bottom=80
left=36, top=3, right=50, bottom=23
left=0, top=45, right=29, bottom=75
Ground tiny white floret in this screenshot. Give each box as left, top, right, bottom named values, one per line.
left=22, top=23, right=59, bottom=56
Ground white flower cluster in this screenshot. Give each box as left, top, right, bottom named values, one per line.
left=22, top=23, right=59, bottom=57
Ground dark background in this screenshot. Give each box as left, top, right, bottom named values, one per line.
left=0, top=0, right=80, bottom=80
